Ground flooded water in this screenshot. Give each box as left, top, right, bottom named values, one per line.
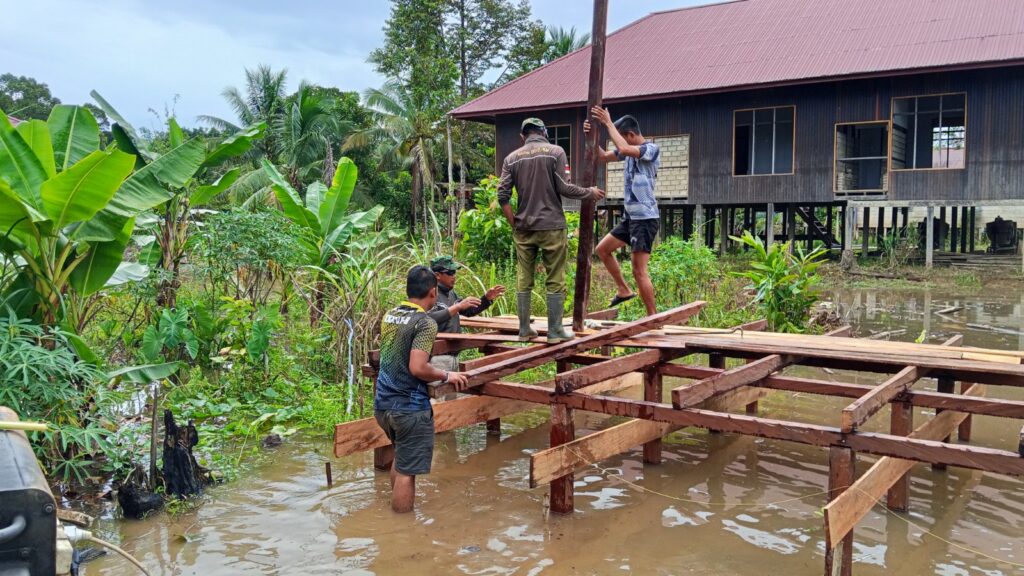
left=84, top=285, right=1024, bottom=575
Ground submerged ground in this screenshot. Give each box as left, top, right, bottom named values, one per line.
left=82, top=279, right=1024, bottom=575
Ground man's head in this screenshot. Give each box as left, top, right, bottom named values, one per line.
left=521, top=117, right=547, bottom=141
left=614, top=115, right=644, bottom=145
left=430, top=255, right=459, bottom=290
left=406, top=265, right=438, bottom=308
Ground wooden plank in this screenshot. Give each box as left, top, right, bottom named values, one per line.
left=429, top=301, right=706, bottom=397
left=672, top=354, right=797, bottom=408
left=461, top=344, right=545, bottom=370
left=476, top=381, right=1024, bottom=476
left=658, top=363, right=1024, bottom=420
left=555, top=349, right=669, bottom=393
left=824, top=383, right=985, bottom=549
left=824, top=446, right=855, bottom=576
left=841, top=366, right=926, bottom=433
left=529, top=386, right=766, bottom=487
left=958, top=381, right=974, bottom=442
left=586, top=308, right=619, bottom=321
left=333, top=395, right=535, bottom=458
left=826, top=325, right=854, bottom=337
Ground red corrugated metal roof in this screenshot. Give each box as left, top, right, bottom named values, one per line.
left=453, top=0, right=1024, bottom=119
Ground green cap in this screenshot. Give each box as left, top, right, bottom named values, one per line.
left=521, top=117, right=546, bottom=132
left=430, top=255, right=460, bottom=272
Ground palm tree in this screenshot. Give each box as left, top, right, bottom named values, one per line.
left=200, top=65, right=288, bottom=160
left=545, top=26, right=591, bottom=62
left=344, top=79, right=440, bottom=235
left=276, top=82, right=348, bottom=193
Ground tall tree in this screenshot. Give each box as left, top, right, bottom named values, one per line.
left=0, top=73, right=61, bottom=119
left=200, top=65, right=288, bottom=160
left=344, top=80, right=440, bottom=235
left=545, top=26, right=591, bottom=61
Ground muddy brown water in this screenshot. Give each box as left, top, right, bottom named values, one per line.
left=85, top=286, right=1024, bottom=575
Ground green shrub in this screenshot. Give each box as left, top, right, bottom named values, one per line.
left=457, top=175, right=516, bottom=266
left=731, top=232, right=826, bottom=332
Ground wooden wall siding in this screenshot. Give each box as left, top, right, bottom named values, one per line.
left=490, top=66, right=1024, bottom=206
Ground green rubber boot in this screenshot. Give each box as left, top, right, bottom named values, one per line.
left=546, top=293, right=575, bottom=343
left=517, top=292, right=539, bottom=340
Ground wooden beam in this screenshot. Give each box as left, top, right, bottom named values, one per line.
left=430, top=302, right=706, bottom=397
left=824, top=383, right=986, bottom=552
left=841, top=366, right=926, bottom=433
left=460, top=344, right=545, bottom=370
left=333, top=395, right=535, bottom=458
left=824, top=446, right=855, bottom=576
left=529, top=386, right=765, bottom=487
left=571, top=0, right=608, bottom=331
left=555, top=349, right=673, bottom=393
left=643, top=368, right=663, bottom=464
left=475, top=380, right=1024, bottom=476
left=672, top=354, right=797, bottom=408
left=549, top=403, right=575, bottom=514
left=586, top=308, right=619, bottom=321
left=659, top=363, right=1024, bottom=420
left=887, top=399, right=913, bottom=511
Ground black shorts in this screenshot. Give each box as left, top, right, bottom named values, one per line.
left=610, top=215, right=660, bottom=254
left=375, top=409, right=434, bottom=475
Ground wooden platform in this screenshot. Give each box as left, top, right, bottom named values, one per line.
left=337, top=304, right=1024, bottom=576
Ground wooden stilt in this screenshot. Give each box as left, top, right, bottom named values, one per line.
left=890, top=206, right=898, bottom=244
left=826, top=205, right=835, bottom=250
left=694, top=204, right=704, bottom=245
left=926, top=206, right=935, bottom=268
left=550, top=401, right=575, bottom=514
left=876, top=206, right=884, bottom=248
left=486, top=418, right=501, bottom=436
left=824, top=446, right=855, bottom=576
left=958, top=381, right=973, bottom=442
left=933, top=375, right=956, bottom=471
left=787, top=205, right=796, bottom=251
left=766, top=202, right=775, bottom=246
left=960, top=206, right=969, bottom=253
left=969, top=206, right=976, bottom=252
left=643, top=368, right=663, bottom=464
left=887, top=400, right=913, bottom=511
left=374, top=445, right=394, bottom=472
left=719, top=207, right=729, bottom=255
left=901, top=207, right=909, bottom=237
left=862, top=207, right=870, bottom=256
left=950, top=206, right=959, bottom=252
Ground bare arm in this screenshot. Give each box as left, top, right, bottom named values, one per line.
left=591, top=106, right=641, bottom=158
left=502, top=203, right=515, bottom=229
left=409, top=349, right=468, bottom=387
left=583, top=119, right=621, bottom=163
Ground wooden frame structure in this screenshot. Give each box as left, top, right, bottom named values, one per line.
left=335, top=303, right=1024, bottom=575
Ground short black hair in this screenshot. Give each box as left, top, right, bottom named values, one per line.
left=522, top=125, right=546, bottom=137
left=614, top=115, right=641, bottom=136
left=406, top=265, right=437, bottom=298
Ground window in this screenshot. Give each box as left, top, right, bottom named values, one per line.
left=734, top=106, right=794, bottom=175
left=891, top=93, right=966, bottom=170
left=548, top=125, right=572, bottom=170
left=835, top=122, right=889, bottom=194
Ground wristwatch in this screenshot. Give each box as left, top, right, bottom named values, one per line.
left=441, top=371, right=450, bottom=384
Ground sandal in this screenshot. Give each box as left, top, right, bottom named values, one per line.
left=609, top=293, right=637, bottom=307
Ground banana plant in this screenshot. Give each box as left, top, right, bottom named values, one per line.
left=0, top=105, right=174, bottom=339
left=89, top=91, right=265, bottom=309
left=262, top=157, right=386, bottom=324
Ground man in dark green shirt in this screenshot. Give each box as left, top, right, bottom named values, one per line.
left=375, top=265, right=468, bottom=513
left=426, top=255, right=505, bottom=376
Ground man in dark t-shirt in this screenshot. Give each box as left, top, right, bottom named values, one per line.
left=375, top=265, right=468, bottom=513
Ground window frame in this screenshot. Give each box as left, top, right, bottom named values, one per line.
left=731, top=105, right=797, bottom=177
left=546, top=124, right=573, bottom=166
left=889, top=92, right=967, bottom=172
left=832, top=120, right=891, bottom=196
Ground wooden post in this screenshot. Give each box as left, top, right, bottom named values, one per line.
left=719, top=207, right=729, bottom=255
left=950, top=206, right=959, bottom=252
left=683, top=205, right=694, bottom=239
left=787, top=205, right=796, bottom=251
left=926, top=206, right=935, bottom=268
left=958, top=381, right=973, bottom=442
left=824, top=446, right=855, bottom=576
left=890, top=206, right=898, bottom=244
left=901, top=207, right=909, bottom=237
left=571, top=0, right=609, bottom=332
left=694, top=204, right=704, bottom=245
left=876, top=206, right=884, bottom=248
left=550, top=360, right=575, bottom=514
left=933, top=375, right=956, bottom=471
left=969, top=206, right=976, bottom=252
left=960, top=206, right=968, bottom=253
left=826, top=205, right=835, bottom=249
left=766, top=202, right=775, bottom=246
left=861, top=207, right=870, bottom=255
left=374, top=444, right=394, bottom=472
left=643, top=368, right=663, bottom=464
left=887, top=400, right=912, bottom=511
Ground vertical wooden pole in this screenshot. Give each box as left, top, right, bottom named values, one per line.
left=901, top=207, right=909, bottom=237
left=960, top=206, right=969, bottom=253
left=826, top=205, right=835, bottom=250
left=683, top=205, right=694, bottom=239
left=839, top=204, right=847, bottom=251
left=571, top=0, right=609, bottom=332
left=861, top=207, right=870, bottom=256
left=766, top=202, right=775, bottom=246
left=550, top=360, right=575, bottom=514
left=958, top=381, right=973, bottom=442
left=925, top=206, right=935, bottom=268
left=719, top=207, right=729, bottom=255
left=950, top=206, right=959, bottom=252
left=890, top=206, right=898, bottom=243
left=824, top=446, right=855, bottom=576
left=887, top=401, right=913, bottom=511
left=806, top=206, right=814, bottom=251
left=932, top=375, right=956, bottom=471
left=969, top=206, right=976, bottom=252
left=876, top=206, right=885, bottom=248
left=787, top=205, right=796, bottom=251
left=374, top=445, right=395, bottom=472
left=643, top=368, right=663, bottom=464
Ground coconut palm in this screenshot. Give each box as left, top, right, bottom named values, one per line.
left=200, top=65, right=288, bottom=160
left=545, top=26, right=591, bottom=62
left=344, top=79, right=440, bottom=235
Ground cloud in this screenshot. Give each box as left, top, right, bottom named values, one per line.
left=0, top=0, right=385, bottom=128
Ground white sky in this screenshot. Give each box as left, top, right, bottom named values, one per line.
left=0, top=0, right=709, bottom=128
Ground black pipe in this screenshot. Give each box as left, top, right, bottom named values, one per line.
left=0, top=515, right=26, bottom=544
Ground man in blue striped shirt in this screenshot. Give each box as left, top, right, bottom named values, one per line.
left=585, top=107, right=661, bottom=315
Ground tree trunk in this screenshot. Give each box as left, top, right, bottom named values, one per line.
left=162, top=409, right=205, bottom=498
left=447, top=117, right=455, bottom=239
left=411, top=167, right=421, bottom=235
